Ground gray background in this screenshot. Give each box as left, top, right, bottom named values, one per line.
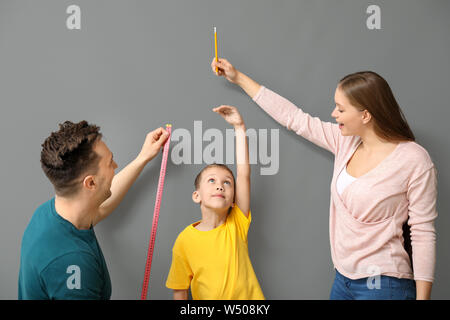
left=1, top=0, right=449, bottom=299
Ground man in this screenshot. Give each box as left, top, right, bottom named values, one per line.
left=18, top=120, right=169, bottom=299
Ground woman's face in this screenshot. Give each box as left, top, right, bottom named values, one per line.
left=331, top=86, right=367, bottom=136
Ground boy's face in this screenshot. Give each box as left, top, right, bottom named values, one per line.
left=192, top=167, right=235, bottom=210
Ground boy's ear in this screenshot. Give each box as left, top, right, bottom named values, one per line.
left=192, top=190, right=201, bottom=204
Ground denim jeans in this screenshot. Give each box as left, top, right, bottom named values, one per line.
left=330, top=269, right=416, bottom=300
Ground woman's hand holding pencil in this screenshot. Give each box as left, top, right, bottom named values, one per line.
left=211, top=58, right=239, bottom=84
left=211, top=57, right=261, bottom=99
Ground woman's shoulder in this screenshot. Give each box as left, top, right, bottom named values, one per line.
left=396, top=141, right=436, bottom=182
left=399, top=140, right=434, bottom=166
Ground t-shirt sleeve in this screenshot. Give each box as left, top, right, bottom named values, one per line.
left=166, top=235, right=193, bottom=290
left=229, top=204, right=252, bottom=241
left=40, top=252, right=106, bottom=300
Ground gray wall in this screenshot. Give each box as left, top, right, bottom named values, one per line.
left=1, top=0, right=449, bottom=299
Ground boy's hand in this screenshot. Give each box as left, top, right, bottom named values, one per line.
left=137, top=127, right=169, bottom=164
left=213, top=105, right=244, bottom=128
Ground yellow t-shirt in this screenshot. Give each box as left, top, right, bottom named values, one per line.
left=165, top=205, right=265, bottom=300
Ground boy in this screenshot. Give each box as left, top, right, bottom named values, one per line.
left=165, top=105, right=264, bottom=300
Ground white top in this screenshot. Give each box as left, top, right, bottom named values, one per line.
left=336, top=165, right=357, bottom=195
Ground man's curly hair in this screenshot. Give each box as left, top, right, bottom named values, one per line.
left=40, top=120, right=102, bottom=197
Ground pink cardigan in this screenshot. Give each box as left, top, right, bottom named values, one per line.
left=253, top=86, right=438, bottom=282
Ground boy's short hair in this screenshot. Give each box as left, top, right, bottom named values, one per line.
left=194, top=163, right=235, bottom=190
left=40, top=120, right=102, bottom=197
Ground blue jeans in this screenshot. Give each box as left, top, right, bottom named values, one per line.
left=330, top=269, right=416, bottom=300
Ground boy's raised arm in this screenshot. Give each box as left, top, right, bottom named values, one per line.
left=213, top=106, right=250, bottom=217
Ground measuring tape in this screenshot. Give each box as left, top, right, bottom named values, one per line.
left=141, top=124, right=172, bottom=300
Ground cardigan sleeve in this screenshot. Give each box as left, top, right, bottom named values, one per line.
left=253, top=86, right=341, bottom=155
left=406, top=166, right=438, bottom=282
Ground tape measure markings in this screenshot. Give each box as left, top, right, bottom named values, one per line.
left=141, top=124, right=172, bottom=300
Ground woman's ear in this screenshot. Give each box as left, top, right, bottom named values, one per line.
left=192, top=190, right=201, bottom=204
left=362, top=110, right=372, bottom=124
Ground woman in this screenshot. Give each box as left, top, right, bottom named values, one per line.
left=211, top=58, right=437, bottom=300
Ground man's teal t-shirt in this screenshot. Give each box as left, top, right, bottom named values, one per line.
left=18, top=198, right=111, bottom=300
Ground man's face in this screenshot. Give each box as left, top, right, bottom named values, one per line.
left=92, top=139, right=117, bottom=202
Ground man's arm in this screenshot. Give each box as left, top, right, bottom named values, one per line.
left=41, top=252, right=106, bottom=300
left=94, top=127, right=169, bottom=225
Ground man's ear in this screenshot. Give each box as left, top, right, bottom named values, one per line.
left=192, top=190, right=201, bottom=204
left=83, top=175, right=96, bottom=191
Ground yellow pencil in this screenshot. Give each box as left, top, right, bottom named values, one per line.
left=214, top=26, right=218, bottom=73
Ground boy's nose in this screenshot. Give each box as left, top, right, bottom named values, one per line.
left=216, top=186, right=224, bottom=191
